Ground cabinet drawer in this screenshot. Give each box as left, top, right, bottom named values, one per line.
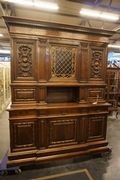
left=10, top=109, right=36, bottom=117
left=47, top=108, right=81, bottom=116
left=89, top=107, right=107, bottom=113
left=14, top=88, right=37, bottom=102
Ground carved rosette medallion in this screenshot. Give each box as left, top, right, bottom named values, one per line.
left=18, top=45, right=32, bottom=77
left=91, top=51, right=102, bottom=78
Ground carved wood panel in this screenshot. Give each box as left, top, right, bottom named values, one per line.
left=49, top=118, right=78, bottom=146
left=87, top=115, right=106, bottom=142
left=11, top=38, right=37, bottom=82
left=11, top=119, right=38, bottom=151
left=89, top=46, right=106, bottom=81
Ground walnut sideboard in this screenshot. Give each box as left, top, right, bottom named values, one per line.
left=2, top=16, right=115, bottom=167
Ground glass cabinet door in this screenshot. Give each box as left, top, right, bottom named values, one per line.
left=106, top=69, right=119, bottom=117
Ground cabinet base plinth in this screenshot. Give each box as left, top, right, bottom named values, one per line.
left=7, top=142, right=110, bottom=168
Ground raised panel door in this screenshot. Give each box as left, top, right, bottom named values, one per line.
left=10, top=119, right=38, bottom=152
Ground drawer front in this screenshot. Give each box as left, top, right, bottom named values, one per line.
left=13, top=88, right=37, bottom=102
left=89, top=107, right=107, bottom=113
left=47, top=108, right=81, bottom=116
left=10, top=109, right=36, bottom=117
left=39, top=108, right=88, bottom=116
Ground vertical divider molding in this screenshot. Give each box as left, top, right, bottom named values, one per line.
left=79, top=87, right=87, bottom=103
left=38, top=87, right=47, bottom=105
left=2, top=15, right=115, bottom=167
left=38, top=39, right=48, bottom=82
left=79, top=42, right=88, bottom=82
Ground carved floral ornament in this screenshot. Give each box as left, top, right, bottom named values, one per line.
left=91, top=51, right=102, bottom=78
left=18, top=45, right=32, bottom=77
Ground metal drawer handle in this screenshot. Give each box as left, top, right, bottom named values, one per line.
left=61, top=111, right=67, bottom=115
left=40, top=111, right=45, bottom=115
left=96, top=109, right=100, bottom=112
left=23, top=94, right=27, bottom=99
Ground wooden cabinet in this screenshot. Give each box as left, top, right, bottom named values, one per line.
left=2, top=16, right=115, bottom=167
left=106, top=67, right=120, bottom=117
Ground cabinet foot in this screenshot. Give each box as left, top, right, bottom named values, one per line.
left=101, top=146, right=113, bottom=157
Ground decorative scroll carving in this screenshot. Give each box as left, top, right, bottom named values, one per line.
left=51, top=46, right=76, bottom=78
left=91, top=51, right=102, bottom=78
left=14, top=122, right=35, bottom=148
left=18, top=45, right=32, bottom=77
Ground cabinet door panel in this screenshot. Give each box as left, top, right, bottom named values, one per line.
left=87, top=115, right=107, bottom=142
left=10, top=119, right=38, bottom=152
left=49, top=117, right=79, bottom=147
left=48, top=41, right=79, bottom=83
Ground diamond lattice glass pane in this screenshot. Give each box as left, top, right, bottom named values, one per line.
left=51, top=46, right=76, bottom=78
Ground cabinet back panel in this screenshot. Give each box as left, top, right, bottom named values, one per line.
left=47, top=87, right=74, bottom=103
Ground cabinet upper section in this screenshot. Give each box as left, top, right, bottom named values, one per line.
left=2, top=16, right=115, bottom=84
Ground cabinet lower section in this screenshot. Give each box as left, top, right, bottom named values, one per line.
left=7, top=103, right=110, bottom=167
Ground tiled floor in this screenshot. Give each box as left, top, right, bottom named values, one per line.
left=0, top=107, right=120, bottom=180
